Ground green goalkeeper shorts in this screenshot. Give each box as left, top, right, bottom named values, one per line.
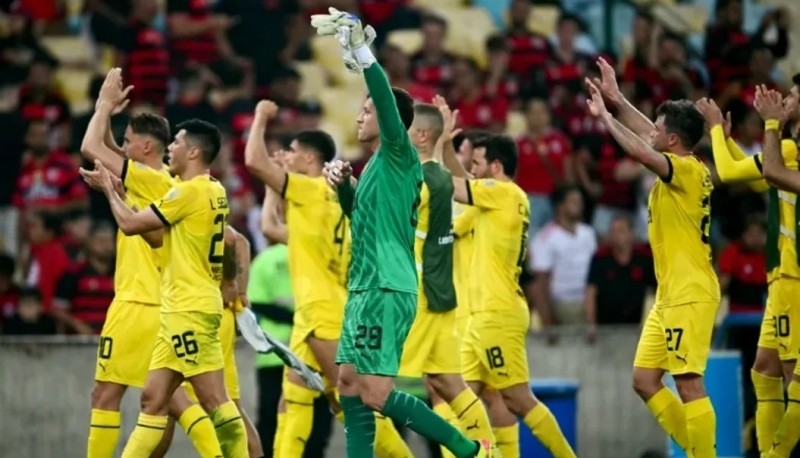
left=336, top=288, right=417, bottom=376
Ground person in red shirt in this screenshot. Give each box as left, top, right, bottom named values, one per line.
left=484, top=34, right=520, bottom=110
left=12, top=120, right=88, bottom=214
left=450, top=58, right=508, bottom=132
left=18, top=58, right=72, bottom=149
left=0, top=254, right=22, bottom=326
left=516, top=98, right=573, bottom=235
left=22, top=211, right=71, bottom=313
left=410, top=14, right=456, bottom=92
left=381, top=44, right=437, bottom=103
left=53, top=221, right=116, bottom=334
left=504, top=0, right=552, bottom=99
left=544, top=14, right=595, bottom=107
left=167, top=0, right=241, bottom=72
left=116, top=0, right=169, bottom=110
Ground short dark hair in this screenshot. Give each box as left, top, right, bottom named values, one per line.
left=550, top=184, right=581, bottom=208
left=129, top=113, right=170, bottom=152
left=176, top=119, right=222, bottom=165
left=473, top=134, right=518, bottom=177
left=422, top=13, right=447, bottom=29
left=390, top=88, right=415, bottom=130
left=413, top=103, right=444, bottom=138
left=294, top=130, right=337, bottom=163
left=20, top=287, right=41, bottom=302
left=34, top=211, right=62, bottom=236
left=611, top=212, right=634, bottom=229
left=655, top=100, right=705, bottom=149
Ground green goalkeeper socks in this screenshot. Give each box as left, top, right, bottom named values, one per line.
left=381, top=389, right=478, bottom=458
left=341, top=395, right=377, bottom=458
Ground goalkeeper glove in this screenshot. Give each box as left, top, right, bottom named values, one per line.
left=310, top=7, right=376, bottom=73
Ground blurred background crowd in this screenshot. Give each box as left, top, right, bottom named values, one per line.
left=0, top=0, right=797, bottom=455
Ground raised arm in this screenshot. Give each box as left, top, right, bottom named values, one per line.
left=586, top=79, right=670, bottom=179
left=758, top=86, right=800, bottom=191
left=592, top=57, right=655, bottom=140
left=261, top=187, right=288, bottom=244
left=80, top=69, right=132, bottom=177
left=244, top=100, right=288, bottom=193
left=359, top=54, right=408, bottom=148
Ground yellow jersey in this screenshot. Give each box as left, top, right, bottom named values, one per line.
left=465, top=178, right=530, bottom=312
left=150, top=175, right=229, bottom=314
left=647, top=152, right=720, bottom=306
left=708, top=127, right=800, bottom=281
left=117, top=159, right=174, bottom=305
left=281, top=173, right=349, bottom=307
left=453, top=203, right=479, bottom=318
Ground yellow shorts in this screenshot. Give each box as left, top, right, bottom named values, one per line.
left=461, top=308, right=530, bottom=390
left=290, top=301, right=343, bottom=372
left=633, top=301, right=719, bottom=376
left=186, top=308, right=240, bottom=401
left=150, top=311, right=224, bottom=379
left=758, top=277, right=800, bottom=361
left=95, top=300, right=161, bottom=388
left=398, top=307, right=460, bottom=377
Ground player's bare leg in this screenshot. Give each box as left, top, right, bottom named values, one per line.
left=234, top=399, right=264, bottom=458
left=121, top=369, right=185, bottom=457
left=633, top=367, right=698, bottom=457
left=764, top=370, right=800, bottom=457
left=475, top=386, right=518, bottom=458
left=307, top=336, right=341, bottom=410
left=751, top=347, right=791, bottom=453
left=189, top=369, right=248, bottom=457
left=429, top=373, right=495, bottom=448
left=88, top=381, right=127, bottom=458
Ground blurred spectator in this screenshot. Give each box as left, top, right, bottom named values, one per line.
left=22, top=211, right=70, bottom=313
left=544, top=13, right=595, bottom=108
left=358, top=0, right=420, bottom=49
left=86, top=0, right=133, bottom=46
left=730, top=108, right=763, bottom=157
left=12, top=120, right=88, bottom=214
left=166, top=68, right=216, bottom=132
left=531, top=186, right=597, bottom=339
left=484, top=34, right=520, bottom=109
left=620, top=11, right=658, bottom=100
left=719, top=45, right=779, bottom=111
left=0, top=76, right=25, bottom=252
left=704, top=0, right=788, bottom=95
left=450, top=58, right=508, bottom=132
left=116, top=0, right=169, bottom=110
left=504, top=0, right=552, bottom=99
left=167, top=0, right=243, bottom=72
left=18, top=57, right=71, bottom=148
left=382, top=44, right=437, bottom=103
left=410, top=14, right=455, bottom=92
left=1, top=287, right=57, bottom=335
left=0, top=11, right=57, bottom=84
left=268, top=67, right=322, bottom=135
left=0, top=254, right=21, bottom=322
left=61, top=210, right=92, bottom=261
left=53, top=221, right=115, bottom=335
left=719, top=216, right=767, bottom=315
left=584, top=214, right=655, bottom=343
left=515, top=98, right=573, bottom=236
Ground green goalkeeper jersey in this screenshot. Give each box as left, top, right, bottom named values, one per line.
left=337, top=63, right=422, bottom=294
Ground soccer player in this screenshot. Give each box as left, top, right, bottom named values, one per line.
left=243, top=100, right=410, bottom=457
left=695, top=86, right=799, bottom=456
left=87, top=119, right=248, bottom=457
left=311, top=7, right=491, bottom=458
left=398, top=103, right=496, bottom=451
left=80, top=70, right=224, bottom=458
left=750, top=84, right=800, bottom=458
left=437, top=117, right=576, bottom=456
left=586, top=58, right=718, bottom=457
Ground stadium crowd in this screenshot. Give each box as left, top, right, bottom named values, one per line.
left=0, top=0, right=794, bottom=456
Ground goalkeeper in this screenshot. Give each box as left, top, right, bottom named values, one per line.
left=313, top=8, right=493, bottom=458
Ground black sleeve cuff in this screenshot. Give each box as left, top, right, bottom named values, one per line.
left=280, top=172, right=289, bottom=199
left=120, top=159, right=129, bottom=184
left=149, top=203, right=170, bottom=226
left=465, top=179, right=473, bottom=206
left=754, top=155, right=763, bottom=175
left=660, top=154, right=674, bottom=183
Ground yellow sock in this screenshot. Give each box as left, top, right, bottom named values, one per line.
left=274, top=412, right=286, bottom=456
left=645, top=387, right=691, bottom=451
left=493, top=424, right=520, bottom=458
left=752, top=369, right=785, bottom=453
left=209, top=400, right=248, bottom=458
left=766, top=380, right=800, bottom=458
left=374, top=413, right=414, bottom=458
left=449, top=388, right=495, bottom=444
left=88, top=409, right=121, bottom=458
left=121, top=413, right=168, bottom=458
left=685, top=397, right=717, bottom=458
left=178, top=404, right=223, bottom=458
left=522, top=403, right=576, bottom=458
left=279, top=382, right=317, bottom=457
left=433, top=403, right=458, bottom=458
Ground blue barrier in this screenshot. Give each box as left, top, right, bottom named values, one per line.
left=665, top=351, right=744, bottom=458
left=519, top=378, right=580, bottom=456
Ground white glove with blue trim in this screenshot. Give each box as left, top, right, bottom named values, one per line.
left=310, top=7, right=376, bottom=73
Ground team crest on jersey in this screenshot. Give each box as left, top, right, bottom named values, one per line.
left=484, top=179, right=495, bottom=187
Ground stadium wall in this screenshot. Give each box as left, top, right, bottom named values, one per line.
left=0, top=328, right=666, bottom=458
